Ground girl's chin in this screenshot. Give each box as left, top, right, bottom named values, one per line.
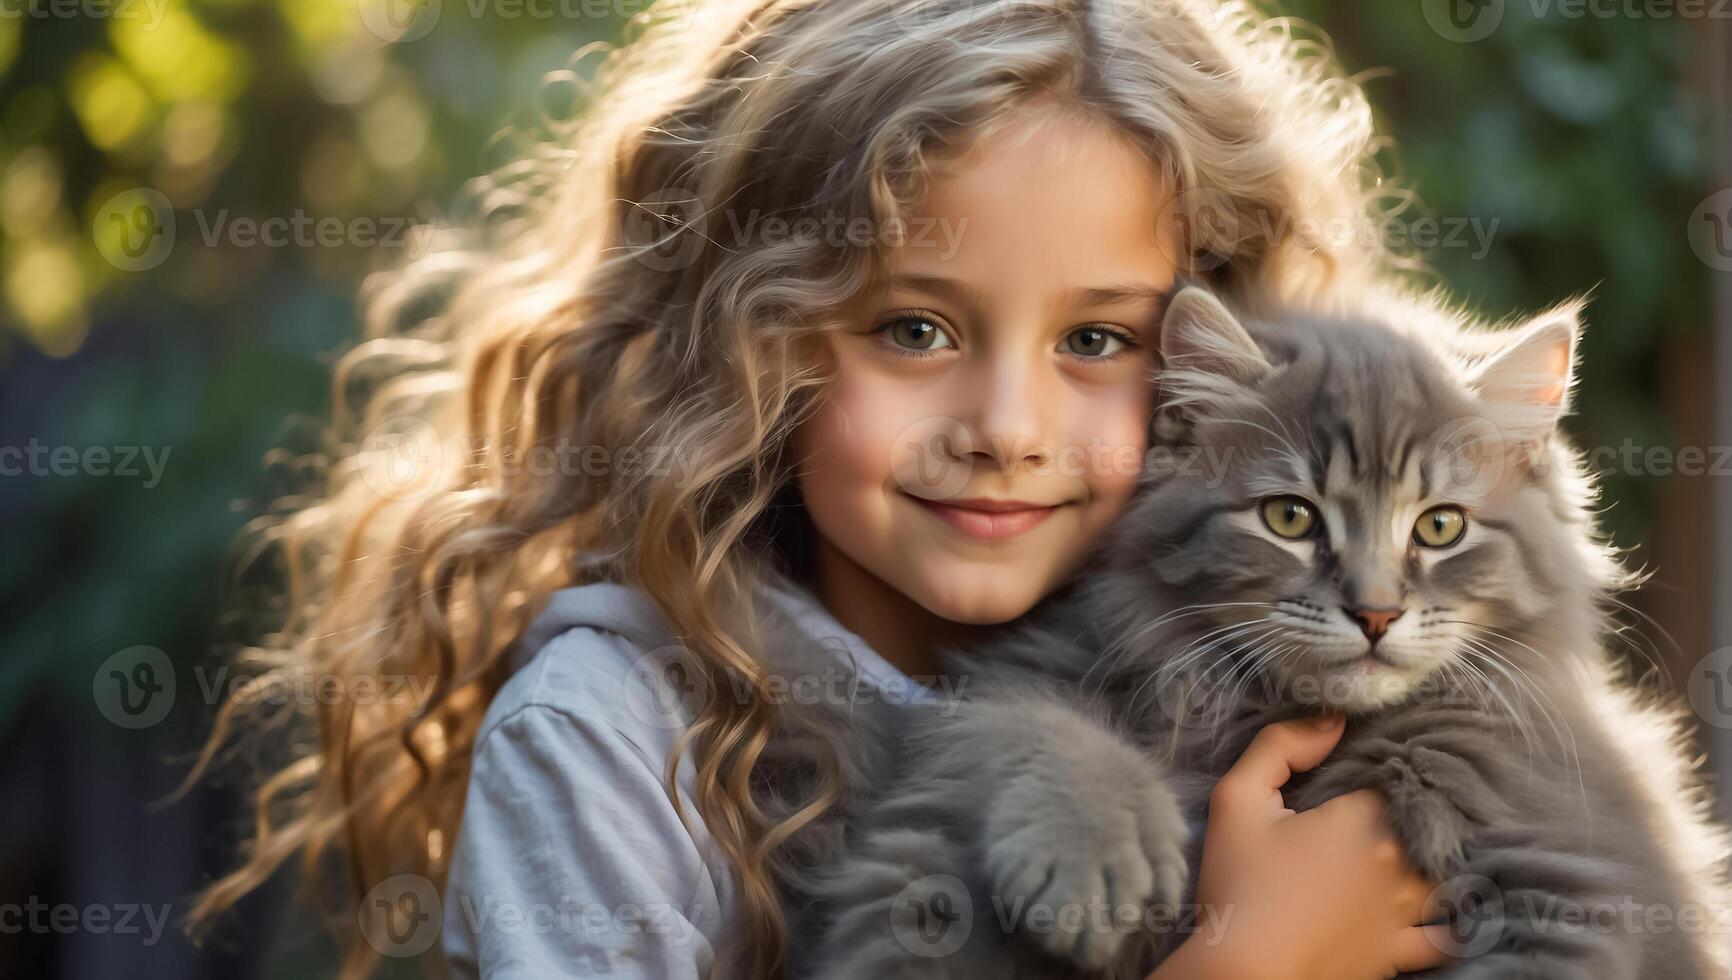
left=901, top=566, right=1053, bottom=626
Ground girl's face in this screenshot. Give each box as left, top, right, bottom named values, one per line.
left=794, top=106, right=1179, bottom=629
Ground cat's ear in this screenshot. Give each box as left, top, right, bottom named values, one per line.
left=1151, top=286, right=1271, bottom=446
left=1464, top=301, right=1582, bottom=437
left=1158, top=286, right=1271, bottom=388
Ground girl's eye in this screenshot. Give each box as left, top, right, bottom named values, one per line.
left=1061, top=324, right=1134, bottom=359
left=1413, top=505, right=1467, bottom=548
left=1260, top=495, right=1320, bottom=539
left=876, top=315, right=955, bottom=356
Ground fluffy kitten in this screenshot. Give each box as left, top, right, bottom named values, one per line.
left=761, top=286, right=1732, bottom=979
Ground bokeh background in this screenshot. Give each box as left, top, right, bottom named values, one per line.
left=2, top=1, right=1729, bottom=977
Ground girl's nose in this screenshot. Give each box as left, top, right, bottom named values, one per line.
left=963, top=354, right=1055, bottom=474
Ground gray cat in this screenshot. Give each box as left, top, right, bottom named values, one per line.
left=759, top=285, right=1732, bottom=979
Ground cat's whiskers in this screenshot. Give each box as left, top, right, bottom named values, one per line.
left=1204, top=624, right=1288, bottom=697
left=1216, top=635, right=1299, bottom=711
left=1457, top=624, right=1588, bottom=789
left=1448, top=624, right=1578, bottom=758
left=1151, top=617, right=1282, bottom=684
left=1454, top=633, right=1572, bottom=760
left=1446, top=649, right=1547, bottom=778
left=1181, top=624, right=1303, bottom=726
left=1085, top=601, right=1279, bottom=690
left=1124, top=618, right=1280, bottom=725
left=1471, top=647, right=1593, bottom=834
left=1442, top=657, right=1560, bottom=787
left=1131, top=625, right=1280, bottom=727
left=1451, top=628, right=1592, bottom=826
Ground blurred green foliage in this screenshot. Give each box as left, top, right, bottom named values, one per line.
left=0, top=1, right=634, bottom=725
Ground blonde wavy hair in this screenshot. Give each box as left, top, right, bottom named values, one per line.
left=188, top=0, right=1422, bottom=975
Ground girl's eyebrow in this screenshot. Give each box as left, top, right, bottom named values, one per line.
left=1062, top=282, right=1172, bottom=309
left=886, top=273, right=1170, bottom=312
left=886, top=272, right=984, bottom=310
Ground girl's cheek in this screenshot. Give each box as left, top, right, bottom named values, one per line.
left=1065, top=378, right=1153, bottom=507
left=798, top=358, right=933, bottom=498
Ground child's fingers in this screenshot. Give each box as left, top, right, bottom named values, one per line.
left=1389, top=924, right=1455, bottom=974
left=1209, top=713, right=1345, bottom=837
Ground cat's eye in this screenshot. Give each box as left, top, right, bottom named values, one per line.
left=877, top=314, right=954, bottom=356
left=1060, top=324, right=1134, bottom=359
left=1413, top=505, right=1467, bottom=548
left=1260, top=495, right=1319, bottom=539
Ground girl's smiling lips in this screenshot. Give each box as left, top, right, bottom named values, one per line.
left=902, top=493, right=1066, bottom=540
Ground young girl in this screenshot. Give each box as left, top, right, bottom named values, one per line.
left=190, top=0, right=1454, bottom=977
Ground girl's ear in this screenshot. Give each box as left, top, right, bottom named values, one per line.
left=1158, top=286, right=1271, bottom=387
left=1464, top=301, right=1583, bottom=439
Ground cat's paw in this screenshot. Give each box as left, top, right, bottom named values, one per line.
left=1314, top=737, right=1513, bottom=882
left=981, top=757, right=1189, bottom=970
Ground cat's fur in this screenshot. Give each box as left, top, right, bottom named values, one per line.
left=755, top=286, right=1732, bottom=979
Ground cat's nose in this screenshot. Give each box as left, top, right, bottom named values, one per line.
left=1347, top=606, right=1404, bottom=642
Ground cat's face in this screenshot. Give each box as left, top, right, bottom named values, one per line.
left=1127, top=287, right=1584, bottom=713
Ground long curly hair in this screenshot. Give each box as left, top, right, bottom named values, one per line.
left=186, top=0, right=1423, bottom=975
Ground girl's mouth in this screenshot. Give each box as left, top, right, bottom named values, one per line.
left=903, top=493, right=1063, bottom=540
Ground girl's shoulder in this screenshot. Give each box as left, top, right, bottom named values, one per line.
left=447, top=581, right=740, bottom=978
left=481, top=580, right=705, bottom=751
left=480, top=571, right=943, bottom=755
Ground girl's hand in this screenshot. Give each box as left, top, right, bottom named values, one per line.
left=1152, top=715, right=1452, bottom=980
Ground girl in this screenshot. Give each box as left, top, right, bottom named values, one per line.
left=189, top=0, right=1452, bottom=977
